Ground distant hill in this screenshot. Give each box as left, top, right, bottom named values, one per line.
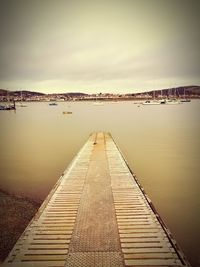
left=0, top=89, right=45, bottom=97
left=0, top=86, right=200, bottom=97
left=0, top=89, right=9, bottom=96
left=143, top=85, right=200, bottom=97
left=61, top=92, right=88, bottom=97
left=13, top=90, right=45, bottom=97
left=0, top=90, right=88, bottom=97
left=51, top=92, right=88, bottom=98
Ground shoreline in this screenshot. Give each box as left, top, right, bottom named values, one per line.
left=0, top=98, right=200, bottom=102
left=0, top=189, right=40, bottom=261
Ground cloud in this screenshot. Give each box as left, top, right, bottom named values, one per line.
left=0, top=0, right=200, bottom=93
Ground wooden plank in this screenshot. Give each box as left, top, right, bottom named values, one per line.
left=122, top=248, right=175, bottom=254
left=44, top=215, right=76, bottom=218
left=120, top=237, right=168, bottom=243
left=34, top=227, right=73, bottom=231
left=116, top=215, right=152, bottom=219
left=28, top=244, right=69, bottom=250
left=118, top=221, right=160, bottom=225
left=21, top=254, right=67, bottom=261
left=33, top=234, right=71, bottom=239
left=3, top=262, right=66, bottom=267
left=36, top=224, right=74, bottom=228
left=34, top=230, right=72, bottom=234
left=118, top=226, right=161, bottom=231
left=120, top=233, right=165, bottom=238
left=41, top=219, right=75, bottom=222
left=117, top=219, right=155, bottom=223
left=116, top=208, right=147, bottom=211
left=47, top=207, right=78, bottom=210
left=124, top=253, right=178, bottom=259
left=30, top=240, right=70, bottom=244
left=24, top=249, right=68, bottom=255
left=46, top=211, right=77, bottom=214
left=119, top=229, right=161, bottom=233
left=121, top=242, right=171, bottom=248
left=124, top=259, right=181, bottom=266
left=41, top=222, right=74, bottom=225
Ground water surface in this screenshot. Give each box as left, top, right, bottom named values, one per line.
left=0, top=101, right=200, bottom=266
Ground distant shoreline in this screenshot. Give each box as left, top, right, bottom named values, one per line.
left=0, top=97, right=200, bottom=103
left=1, top=85, right=200, bottom=102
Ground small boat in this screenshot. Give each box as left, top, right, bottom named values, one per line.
left=1, top=105, right=11, bottom=110
left=0, top=101, right=16, bottom=110
left=1, top=93, right=16, bottom=110
left=49, top=102, right=58, bottom=106
left=18, top=91, right=27, bottom=107
left=160, top=99, right=166, bottom=104
left=92, top=102, right=104, bottom=106
left=180, top=99, right=191, bottom=103
left=133, top=101, right=142, bottom=104
left=0, top=105, right=15, bottom=110
left=166, top=99, right=181, bottom=105
left=180, top=89, right=191, bottom=102
left=63, top=111, right=73, bottom=114
left=142, top=91, right=162, bottom=105
left=142, top=100, right=160, bottom=105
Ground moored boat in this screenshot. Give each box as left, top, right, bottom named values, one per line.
left=166, top=99, right=181, bottom=105
left=180, top=88, right=191, bottom=102
left=0, top=101, right=16, bottom=110
left=92, top=102, right=104, bottom=106
left=63, top=111, right=73, bottom=114
left=142, top=100, right=161, bottom=105
left=180, top=99, right=191, bottom=103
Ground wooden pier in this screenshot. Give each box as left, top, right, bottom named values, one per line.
left=3, top=132, right=190, bottom=267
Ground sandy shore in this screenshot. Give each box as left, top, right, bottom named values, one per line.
left=0, top=189, right=41, bottom=261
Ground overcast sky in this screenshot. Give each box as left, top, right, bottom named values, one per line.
left=0, top=0, right=199, bottom=93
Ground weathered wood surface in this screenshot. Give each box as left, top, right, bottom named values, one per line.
left=3, top=132, right=190, bottom=267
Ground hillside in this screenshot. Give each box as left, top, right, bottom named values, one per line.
left=146, top=85, right=200, bottom=97
left=0, top=85, right=200, bottom=98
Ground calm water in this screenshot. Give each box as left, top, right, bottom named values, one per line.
left=0, top=101, right=200, bottom=266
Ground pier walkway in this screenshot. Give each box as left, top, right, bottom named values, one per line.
left=4, top=133, right=190, bottom=267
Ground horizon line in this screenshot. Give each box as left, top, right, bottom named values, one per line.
left=1, top=84, right=199, bottom=95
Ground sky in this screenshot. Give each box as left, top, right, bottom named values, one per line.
left=0, top=0, right=200, bottom=94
